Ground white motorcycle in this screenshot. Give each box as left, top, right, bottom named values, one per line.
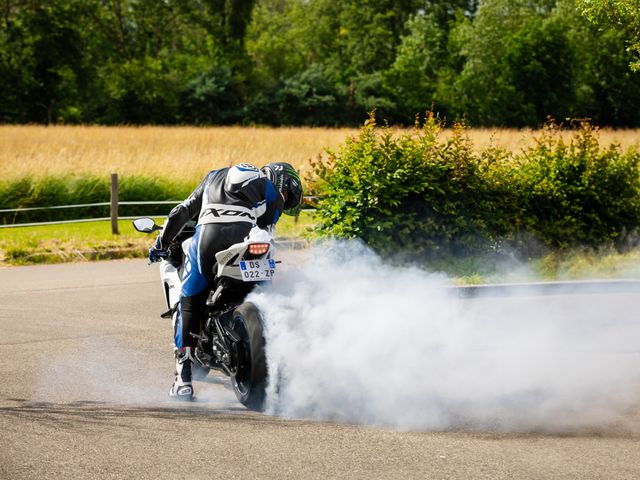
left=133, top=217, right=275, bottom=410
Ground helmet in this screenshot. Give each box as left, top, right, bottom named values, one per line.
left=261, top=162, right=303, bottom=216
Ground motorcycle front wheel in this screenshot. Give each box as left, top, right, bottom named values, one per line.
left=231, top=302, right=267, bottom=411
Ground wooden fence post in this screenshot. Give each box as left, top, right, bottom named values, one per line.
left=110, top=173, right=119, bottom=235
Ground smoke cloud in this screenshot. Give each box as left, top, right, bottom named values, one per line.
left=250, top=240, right=640, bottom=432
left=31, top=338, right=236, bottom=407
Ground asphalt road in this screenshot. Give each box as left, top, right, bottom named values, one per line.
left=0, top=259, right=639, bottom=480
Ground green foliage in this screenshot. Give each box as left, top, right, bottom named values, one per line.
left=573, top=23, right=640, bottom=125
left=313, top=116, right=640, bottom=257
left=383, top=13, right=447, bottom=121
left=506, top=17, right=576, bottom=123
left=312, top=113, right=505, bottom=256
left=100, top=56, right=182, bottom=124
left=247, top=63, right=345, bottom=125
left=1, top=0, right=640, bottom=126
left=577, top=0, right=640, bottom=71
left=453, top=0, right=577, bottom=126
left=519, top=122, right=640, bottom=248
left=0, top=0, right=96, bottom=123
left=0, top=176, right=194, bottom=224
left=180, top=65, right=243, bottom=124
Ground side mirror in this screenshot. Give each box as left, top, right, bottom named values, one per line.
left=132, top=217, right=161, bottom=233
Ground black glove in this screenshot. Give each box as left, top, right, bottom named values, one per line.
left=148, top=235, right=168, bottom=263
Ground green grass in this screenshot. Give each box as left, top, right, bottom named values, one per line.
left=533, top=248, right=640, bottom=281
left=0, top=175, right=194, bottom=224
left=276, top=211, right=318, bottom=239
left=430, top=249, right=640, bottom=284
left=0, top=211, right=318, bottom=266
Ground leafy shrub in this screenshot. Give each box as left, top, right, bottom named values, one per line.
left=311, top=113, right=506, bottom=257
left=312, top=115, right=640, bottom=257
left=519, top=121, right=640, bottom=248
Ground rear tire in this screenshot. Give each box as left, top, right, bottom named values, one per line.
left=231, top=302, right=267, bottom=411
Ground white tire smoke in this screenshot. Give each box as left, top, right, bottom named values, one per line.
left=250, top=240, right=640, bottom=432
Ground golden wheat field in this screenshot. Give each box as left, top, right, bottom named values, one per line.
left=2, top=125, right=639, bottom=181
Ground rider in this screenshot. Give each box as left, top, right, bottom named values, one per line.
left=149, top=162, right=303, bottom=400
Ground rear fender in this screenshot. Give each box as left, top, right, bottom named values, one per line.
left=215, top=227, right=274, bottom=281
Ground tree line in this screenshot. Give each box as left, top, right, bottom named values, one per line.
left=1, top=0, right=639, bottom=127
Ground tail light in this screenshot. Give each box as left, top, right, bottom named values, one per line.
left=248, top=243, right=270, bottom=256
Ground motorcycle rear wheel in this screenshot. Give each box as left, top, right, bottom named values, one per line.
left=231, top=302, right=267, bottom=411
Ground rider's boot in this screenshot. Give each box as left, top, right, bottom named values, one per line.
left=169, top=347, right=195, bottom=401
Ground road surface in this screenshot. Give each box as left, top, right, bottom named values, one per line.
left=0, top=260, right=639, bottom=479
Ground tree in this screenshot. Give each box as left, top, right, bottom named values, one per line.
left=383, top=12, right=447, bottom=121
left=0, top=0, right=100, bottom=123
left=88, top=0, right=256, bottom=123
left=246, top=63, right=345, bottom=125
left=245, top=0, right=420, bottom=123
left=577, top=0, right=640, bottom=71
left=180, top=65, right=243, bottom=124
left=1, top=0, right=639, bottom=126
left=451, top=0, right=577, bottom=126
left=505, top=17, right=576, bottom=123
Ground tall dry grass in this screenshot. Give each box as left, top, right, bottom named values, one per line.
left=459, top=127, right=640, bottom=153
left=2, top=125, right=639, bottom=182
left=0, top=126, right=358, bottom=182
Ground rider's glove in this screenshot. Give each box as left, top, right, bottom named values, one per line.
left=148, top=235, right=168, bottom=263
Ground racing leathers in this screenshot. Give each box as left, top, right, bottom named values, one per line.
left=159, top=164, right=283, bottom=356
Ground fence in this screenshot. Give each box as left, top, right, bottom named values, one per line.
left=0, top=173, right=314, bottom=231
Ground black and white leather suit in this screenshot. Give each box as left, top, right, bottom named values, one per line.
left=159, top=164, right=283, bottom=350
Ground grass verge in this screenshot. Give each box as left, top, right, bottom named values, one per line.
left=437, top=249, right=640, bottom=284
left=1, top=213, right=637, bottom=285
left=0, top=211, right=317, bottom=266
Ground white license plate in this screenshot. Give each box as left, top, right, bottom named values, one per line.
left=239, top=259, right=276, bottom=282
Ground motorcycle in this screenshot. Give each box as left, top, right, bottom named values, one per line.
left=133, top=217, right=275, bottom=410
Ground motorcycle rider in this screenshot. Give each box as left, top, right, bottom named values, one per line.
left=148, top=162, right=303, bottom=400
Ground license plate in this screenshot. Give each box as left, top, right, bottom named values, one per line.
left=239, top=259, right=276, bottom=282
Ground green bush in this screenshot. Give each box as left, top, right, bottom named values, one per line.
left=312, top=116, right=640, bottom=257
left=312, top=113, right=502, bottom=257
left=519, top=122, right=640, bottom=248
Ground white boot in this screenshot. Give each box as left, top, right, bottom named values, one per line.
left=169, top=347, right=194, bottom=401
